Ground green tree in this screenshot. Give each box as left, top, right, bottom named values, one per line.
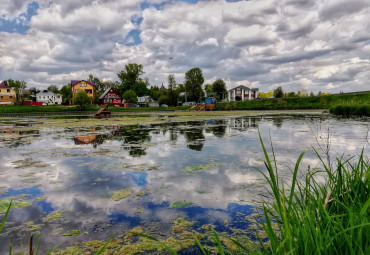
left=310, top=91, right=314, bottom=97
left=167, top=74, right=177, bottom=106
left=273, top=86, right=284, bottom=98
left=29, top=87, right=40, bottom=95
left=7, top=79, right=27, bottom=103
left=117, top=63, right=144, bottom=92
left=158, top=94, right=168, bottom=105
left=286, top=92, right=296, bottom=98
left=60, top=85, right=73, bottom=104
left=47, top=85, right=59, bottom=93
left=205, top=84, right=213, bottom=97
left=184, top=68, right=204, bottom=102
left=212, top=79, right=227, bottom=101
left=122, top=89, right=138, bottom=104
left=132, top=81, right=148, bottom=97
left=73, top=90, right=91, bottom=107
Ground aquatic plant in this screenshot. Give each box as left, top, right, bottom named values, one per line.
left=169, top=201, right=193, bottom=208
left=0, top=197, right=31, bottom=213
left=183, top=163, right=221, bottom=173
left=43, top=210, right=62, bottom=222
left=112, top=189, right=133, bottom=201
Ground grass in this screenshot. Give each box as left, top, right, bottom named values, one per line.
left=216, top=92, right=370, bottom=111
left=330, top=104, right=370, bottom=117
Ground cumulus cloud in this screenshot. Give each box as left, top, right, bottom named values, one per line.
left=0, top=0, right=369, bottom=92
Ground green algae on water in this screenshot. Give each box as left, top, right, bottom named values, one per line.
left=112, top=189, right=133, bottom=201
left=169, top=201, right=193, bottom=208
left=135, top=209, right=144, bottom=214
left=25, top=221, right=40, bottom=231
left=183, top=163, right=221, bottom=173
left=43, top=210, right=62, bottom=222
left=62, top=229, right=80, bottom=236
left=135, top=190, right=149, bottom=196
left=0, top=198, right=31, bottom=213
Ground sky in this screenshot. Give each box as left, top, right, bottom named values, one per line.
left=0, top=0, right=369, bottom=93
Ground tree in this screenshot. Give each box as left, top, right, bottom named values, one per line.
left=29, top=87, right=40, bottom=95
left=132, top=81, right=148, bottom=97
left=47, top=85, right=59, bottom=94
left=184, top=68, right=204, bottom=102
left=60, top=85, right=73, bottom=104
left=212, top=79, right=227, bottom=101
left=158, top=94, right=168, bottom=105
left=7, top=79, right=27, bottom=103
left=310, top=91, right=314, bottom=97
left=73, top=90, right=91, bottom=107
left=117, top=63, right=144, bottom=91
left=122, top=89, right=138, bottom=104
left=273, top=87, right=284, bottom=98
left=318, top=91, right=322, bottom=96
left=286, top=92, right=296, bottom=98
left=167, top=74, right=177, bottom=106
left=205, top=84, right=213, bottom=97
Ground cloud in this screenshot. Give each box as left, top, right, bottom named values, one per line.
left=0, top=0, right=369, bottom=92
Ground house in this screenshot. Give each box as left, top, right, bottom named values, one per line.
left=36, top=90, right=63, bottom=105
left=95, top=108, right=112, bottom=118
left=228, top=85, right=259, bottom=101
left=99, top=88, right=122, bottom=106
left=0, top=81, right=16, bottom=105
left=71, top=80, right=95, bottom=101
left=137, top=96, right=159, bottom=107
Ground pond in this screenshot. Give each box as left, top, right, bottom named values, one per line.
left=0, top=113, right=369, bottom=254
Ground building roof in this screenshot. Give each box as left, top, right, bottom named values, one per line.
left=95, top=108, right=111, bottom=115
left=228, top=85, right=259, bottom=92
left=99, top=88, right=121, bottom=100
left=71, top=80, right=95, bottom=87
left=0, top=81, right=10, bottom=88
left=36, top=90, right=57, bottom=96
left=137, top=96, right=157, bottom=103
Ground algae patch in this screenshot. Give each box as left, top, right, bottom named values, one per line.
left=62, top=229, right=81, bottom=236
left=184, top=163, right=221, bottom=173
left=169, top=201, right=193, bottom=208
left=112, top=189, right=133, bottom=201
left=12, top=158, right=49, bottom=169
left=43, top=210, right=62, bottom=222
left=25, top=221, right=40, bottom=231
left=0, top=197, right=31, bottom=213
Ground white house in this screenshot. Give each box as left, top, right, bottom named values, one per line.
left=228, top=85, right=259, bottom=101
left=36, top=90, right=63, bottom=105
left=137, top=96, right=159, bottom=107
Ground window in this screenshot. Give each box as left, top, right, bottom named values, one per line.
left=7, top=89, right=10, bottom=93
left=75, top=89, right=80, bottom=93
left=85, top=89, right=92, bottom=94
left=0, top=96, right=3, bottom=100
left=9, top=96, right=13, bottom=99
left=80, top=82, right=87, bottom=87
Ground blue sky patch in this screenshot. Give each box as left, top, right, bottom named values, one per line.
left=0, top=1, right=39, bottom=34
left=120, top=29, right=143, bottom=46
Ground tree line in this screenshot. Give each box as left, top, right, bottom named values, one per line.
left=3, top=64, right=229, bottom=106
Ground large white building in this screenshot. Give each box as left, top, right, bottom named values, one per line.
left=36, top=90, right=63, bottom=105
left=228, top=85, right=259, bottom=101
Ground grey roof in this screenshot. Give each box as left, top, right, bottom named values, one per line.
left=99, top=88, right=111, bottom=99
left=137, top=96, right=158, bottom=104
left=36, top=90, right=57, bottom=96
left=228, top=85, right=259, bottom=92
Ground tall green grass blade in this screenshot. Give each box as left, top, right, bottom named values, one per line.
left=94, top=238, right=111, bottom=255
left=35, top=235, right=41, bottom=255
left=9, top=240, right=13, bottom=255
left=0, top=200, right=12, bottom=233
left=288, top=151, right=306, bottom=213
left=211, top=229, right=225, bottom=255
left=192, top=233, right=207, bottom=255
left=46, top=242, right=66, bottom=255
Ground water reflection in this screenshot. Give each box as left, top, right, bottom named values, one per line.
left=0, top=115, right=369, bottom=253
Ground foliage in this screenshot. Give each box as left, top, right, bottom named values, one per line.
left=212, top=79, right=227, bottom=101
left=29, top=87, right=41, bottom=95
left=7, top=79, right=27, bottom=103
left=122, top=89, right=138, bottom=103
left=184, top=67, right=204, bottom=102
left=286, top=91, right=296, bottom=98
left=73, top=90, right=91, bottom=107
left=258, top=92, right=273, bottom=98
left=59, top=85, right=73, bottom=104
left=117, top=63, right=144, bottom=92
left=273, top=86, right=284, bottom=98
left=330, top=104, right=370, bottom=116
left=215, top=92, right=370, bottom=112
left=47, top=85, right=59, bottom=94
left=205, top=84, right=213, bottom=97
left=158, top=95, right=168, bottom=105
left=167, top=74, right=177, bottom=106
left=132, top=81, right=148, bottom=97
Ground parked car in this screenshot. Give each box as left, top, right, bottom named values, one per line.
left=127, top=103, right=138, bottom=107
left=161, top=104, right=168, bottom=107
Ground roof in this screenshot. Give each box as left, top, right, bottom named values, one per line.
left=0, top=81, right=10, bottom=88
left=95, top=108, right=111, bottom=115
left=36, top=90, right=57, bottom=96
left=228, top=85, right=259, bottom=92
left=137, top=96, right=157, bottom=103
left=71, top=80, right=95, bottom=87
left=99, top=88, right=120, bottom=99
